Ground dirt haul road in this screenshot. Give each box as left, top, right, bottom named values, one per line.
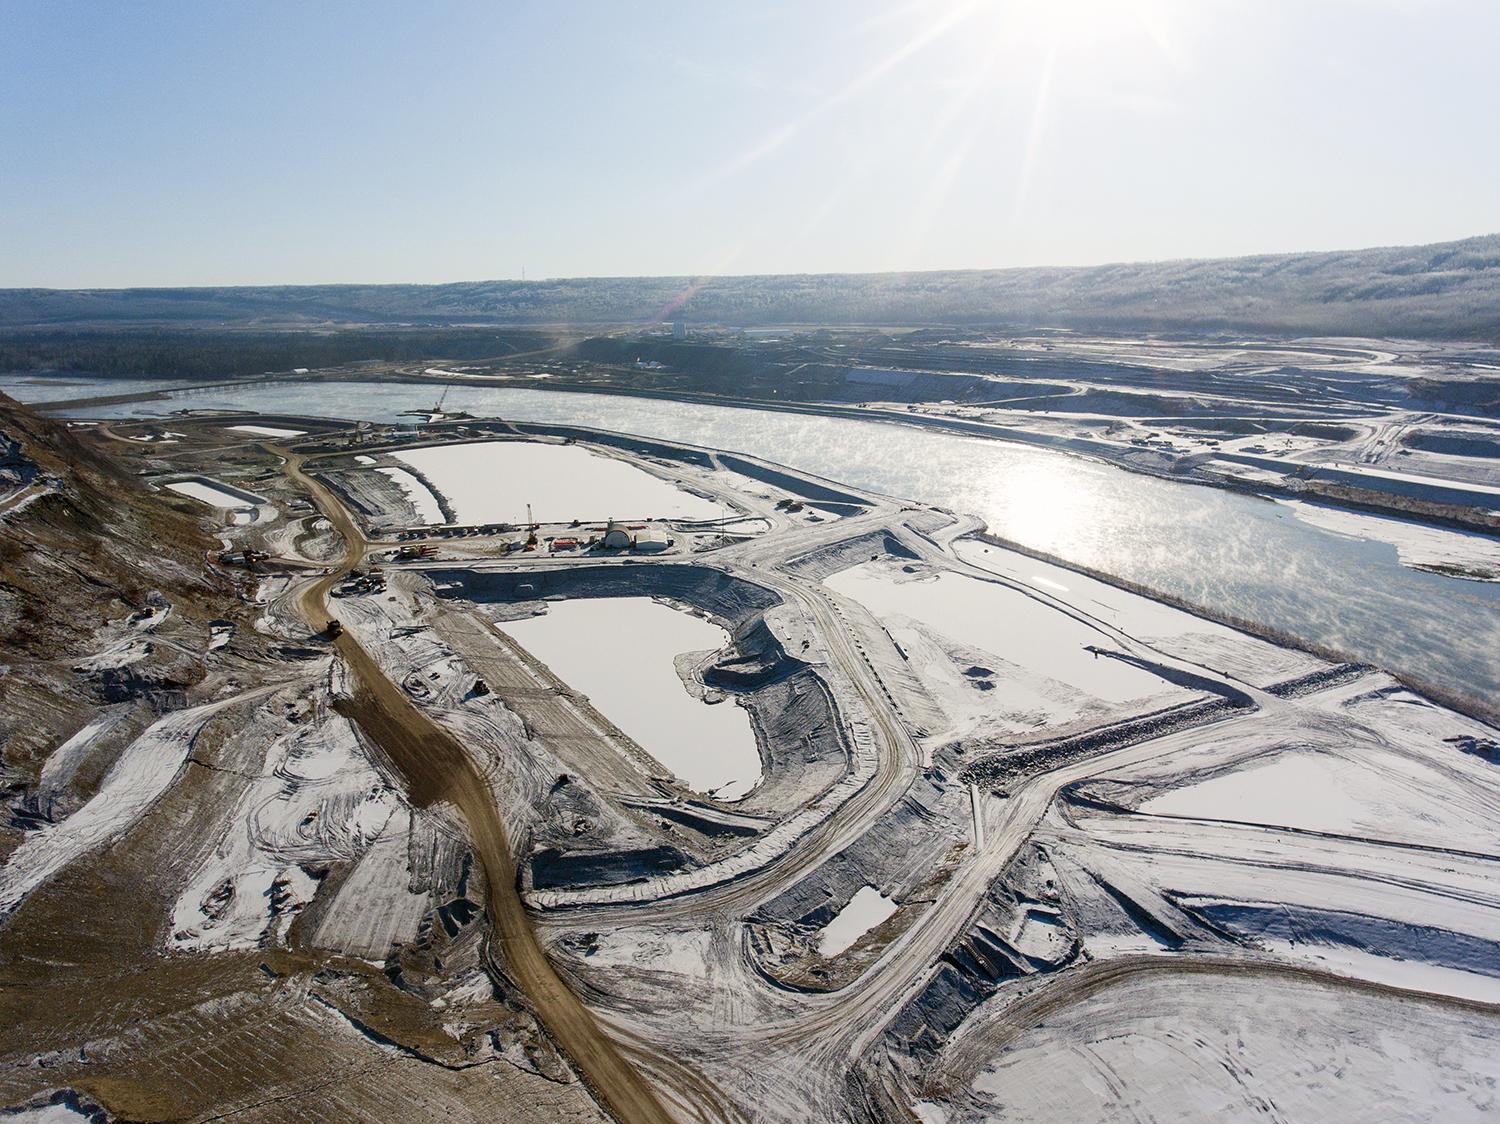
left=277, top=448, right=676, bottom=1124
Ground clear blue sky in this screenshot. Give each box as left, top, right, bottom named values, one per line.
left=2, top=0, right=1497, bottom=287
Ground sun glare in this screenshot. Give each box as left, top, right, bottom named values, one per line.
left=1013, top=0, right=1114, bottom=39
left=980, top=0, right=1175, bottom=58
left=984, top=459, right=1104, bottom=558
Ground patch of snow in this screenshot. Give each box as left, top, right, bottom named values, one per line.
left=827, top=560, right=1179, bottom=738
left=1138, top=744, right=1500, bottom=852
left=308, top=805, right=430, bottom=959
left=952, top=538, right=1317, bottom=685
left=1260, top=938, right=1500, bottom=1005
left=0, top=485, right=50, bottom=518
left=1142, top=753, right=1368, bottom=835
left=954, top=969, right=1500, bottom=1124
left=582, top=925, right=715, bottom=979
left=169, top=711, right=398, bottom=953
left=375, top=466, right=445, bottom=525
left=2, top=1101, right=96, bottom=1122
left=1312, top=461, right=1500, bottom=498
left=36, top=707, right=129, bottom=805
left=1083, top=930, right=1178, bottom=957
left=818, top=885, right=898, bottom=956
left=1010, top=909, right=1070, bottom=963
left=228, top=424, right=305, bottom=438
left=0, top=696, right=249, bottom=914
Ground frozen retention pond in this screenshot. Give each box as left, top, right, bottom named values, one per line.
left=391, top=440, right=722, bottom=525
left=818, top=886, right=898, bottom=957
left=498, top=597, right=762, bottom=800
left=227, top=423, right=304, bottom=438
left=165, top=479, right=259, bottom=510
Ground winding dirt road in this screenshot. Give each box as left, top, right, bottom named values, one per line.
left=277, top=448, right=675, bottom=1124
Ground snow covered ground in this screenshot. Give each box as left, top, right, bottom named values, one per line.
left=34, top=706, right=131, bottom=813
left=951, top=538, right=1320, bottom=685
left=227, top=424, right=305, bottom=438
left=167, top=707, right=401, bottom=953
left=391, top=440, right=722, bottom=525
left=0, top=691, right=264, bottom=915
left=1313, top=460, right=1500, bottom=499
left=826, top=558, right=1186, bottom=741
left=1121, top=680, right=1500, bottom=855
left=1143, top=752, right=1379, bottom=833
left=1020, top=675, right=1500, bottom=1018
left=927, top=969, right=1500, bottom=1124
left=375, top=465, right=445, bottom=525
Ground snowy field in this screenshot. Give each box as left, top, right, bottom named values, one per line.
left=391, top=440, right=721, bottom=525
left=951, top=538, right=1320, bottom=685
left=1314, top=460, right=1500, bottom=499
left=928, top=969, right=1500, bottom=1124
left=827, top=558, right=1185, bottom=739
left=498, top=597, right=762, bottom=799
left=375, top=466, right=445, bottom=524
left=1032, top=676, right=1500, bottom=1013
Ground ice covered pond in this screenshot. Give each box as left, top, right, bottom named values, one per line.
left=818, top=886, right=898, bottom=956
left=227, top=423, right=305, bottom=438
left=498, top=597, right=761, bottom=799
left=391, top=440, right=721, bottom=525
left=165, top=479, right=260, bottom=510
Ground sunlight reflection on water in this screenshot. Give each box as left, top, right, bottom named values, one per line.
left=53, top=378, right=1500, bottom=702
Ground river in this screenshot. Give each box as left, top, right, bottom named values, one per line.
left=18, top=375, right=1500, bottom=706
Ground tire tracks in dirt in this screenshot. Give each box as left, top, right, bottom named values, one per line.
left=277, top=447, right=677, bottom=1124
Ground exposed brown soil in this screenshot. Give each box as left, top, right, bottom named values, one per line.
left=281, top=449, right=676, bottom=1124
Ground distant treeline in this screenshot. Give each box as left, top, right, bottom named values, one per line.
left=2, top=234, right=1499, bottom=340
left=0, top=328, right=558, bottom=379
